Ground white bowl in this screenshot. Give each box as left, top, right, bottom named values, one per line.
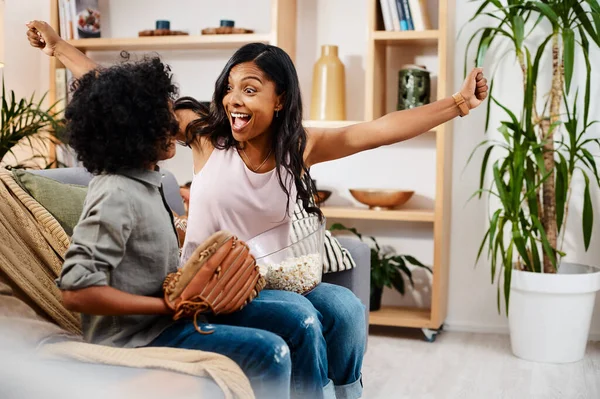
left=246, top=216, right=325, bottom=295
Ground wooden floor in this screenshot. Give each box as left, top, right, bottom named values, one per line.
left=363, top=329, right=600, bottom=399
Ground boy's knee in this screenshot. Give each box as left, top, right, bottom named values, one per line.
left=288, top=306, right=323, bottom=341
left=260, top=333, right=292, bottom=373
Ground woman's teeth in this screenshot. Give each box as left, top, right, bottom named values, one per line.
left=231, top=112, right=251, bottom=129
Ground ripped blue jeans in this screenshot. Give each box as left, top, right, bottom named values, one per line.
left=212, top=283, right=365, bottom=399
left=148, top=283, right=366, bottom=399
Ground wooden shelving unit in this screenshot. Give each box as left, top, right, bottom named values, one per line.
left=334, top=0, right=455, bottom=337
left=47, top=0, right=297, bottom=164
left=64, top=34, right=273, bottom=52
left=47, top=0, right=297, bottom=105
left=46, top=0, right=455, bottom=338
left=321, top=207, right=434, bottom=222
left=372, top=29, right=440, bottom=44
left=369, top=306, right=432, bottom=328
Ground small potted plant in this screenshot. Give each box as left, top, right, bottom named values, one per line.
left=330, top=222, right=431, bottom=310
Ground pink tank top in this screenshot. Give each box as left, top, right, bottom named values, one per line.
left=180, top=146, right=297, bottom=265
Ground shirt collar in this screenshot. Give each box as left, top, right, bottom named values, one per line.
left=119, top=167, right=163, bottom=188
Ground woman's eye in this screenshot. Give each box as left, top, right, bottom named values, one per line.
left=226, top=85, right=233, bottom=92
left=244, top=87, right=256, bottom=94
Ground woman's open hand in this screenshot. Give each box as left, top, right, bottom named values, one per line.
left=460, top=67, right=489, bottom=110
left=26, top=20, right=62, bottom=57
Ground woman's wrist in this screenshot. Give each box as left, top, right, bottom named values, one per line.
left=452, top=92, right=470, bottom=117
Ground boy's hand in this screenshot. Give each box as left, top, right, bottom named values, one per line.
left=26, top=20, right=62, bottom=57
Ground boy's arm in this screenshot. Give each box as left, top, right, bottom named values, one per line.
left=58, top=187, right=170, bottom=316
left=62, top=286, right=171, bottom=315
left=26, top=20, right=98, bottom=78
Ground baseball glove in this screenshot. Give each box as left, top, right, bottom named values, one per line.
left=163, top=231, right=266, bottom=334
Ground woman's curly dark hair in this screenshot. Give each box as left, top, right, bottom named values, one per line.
left=65, top=56, right=179, bottom=174
left=193, top=43, right=321, bottom=220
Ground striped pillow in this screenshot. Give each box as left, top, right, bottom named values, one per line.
left=292, top=204, right=357, bottom=274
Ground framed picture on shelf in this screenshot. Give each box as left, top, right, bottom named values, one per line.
left=74, top=0, right=101, bottom=38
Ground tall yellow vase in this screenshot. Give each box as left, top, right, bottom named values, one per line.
left=310, top=45, right=346, bottom=121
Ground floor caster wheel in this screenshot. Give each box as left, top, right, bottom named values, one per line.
left=422, top=326, right=442, bottom=342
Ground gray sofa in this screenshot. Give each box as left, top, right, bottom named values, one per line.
left=26, top=167, right=371, bottom=398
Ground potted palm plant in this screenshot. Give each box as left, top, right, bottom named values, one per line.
left=1, top=79, right=63, bottom=169
left=465, top=0, right=600, bottom=363
left=329, top=222, right=431, bottom=311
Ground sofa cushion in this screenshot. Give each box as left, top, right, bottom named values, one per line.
left=12, top=170, right=87, bottom=236
left=29, top=167, right=186, bottom=216
left=292, top=204, right=357, bottom=274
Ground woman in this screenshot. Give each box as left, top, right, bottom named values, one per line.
left=173, top=44, right=486, bottom=399
left=27, top=20, right=487, bottom=399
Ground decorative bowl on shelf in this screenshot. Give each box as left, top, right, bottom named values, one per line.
left=349, top=189, right=414, bottom=210
left=201, top=21, right=253, bottom=35
left=246, top=216, right=325, bottom=295
left=314, top=190, right=332, bottom=205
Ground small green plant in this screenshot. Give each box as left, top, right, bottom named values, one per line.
left=1, top=78, right=64, bottom=169
left=330, top=222, right=432, bottom=309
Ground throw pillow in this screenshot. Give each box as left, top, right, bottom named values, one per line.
left=12, top=170, right=88, bottom=236
left=293, top=203, right=357, bottom=274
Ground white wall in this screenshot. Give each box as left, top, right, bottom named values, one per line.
left=1, top=0, right=51, bottom=167
left=0, top=0, right=5, bottom=64
left=2, top=0, right=49, bottom=101
left=6, top=0, right=599, bottom=338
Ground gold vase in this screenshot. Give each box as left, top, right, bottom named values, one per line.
left=310, top=45, right=346, bottom=121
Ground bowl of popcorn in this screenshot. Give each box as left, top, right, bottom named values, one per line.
left=246, top=215, right=325, bottom=295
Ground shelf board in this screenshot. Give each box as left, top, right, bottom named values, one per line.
left=369, top=306, right=431, bottom=328
left=321, top=207, right=434, bottom=222
left=67, top=34, right=272, bottom=52
left=303, top=120, right=363, bottom=128
left=372, top=30, right=439, bottom=45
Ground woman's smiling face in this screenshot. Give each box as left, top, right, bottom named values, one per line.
left=222, top=61, right=283, bottom=143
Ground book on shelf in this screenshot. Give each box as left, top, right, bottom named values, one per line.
left=54, top=68, right=67, bottom=118
left=379, top=0, right=394, bottom=31
left=54, top=68, right=74, bottom=114
left=396, top=0, right=410, bottom=31
left=53, top=68, right=81, bottom=168
left=387, top=0, right=401, bottom=31
left=408, top=0, right=431, bottom=31
left=57, top=0, right=101, bottom=40
left=379, top=0, right=431, bottom=32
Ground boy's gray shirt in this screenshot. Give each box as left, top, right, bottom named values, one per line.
left=57, top=168, right=179, bottom=348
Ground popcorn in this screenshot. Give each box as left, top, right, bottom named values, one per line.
left=259, top=253, right=322, bottom=295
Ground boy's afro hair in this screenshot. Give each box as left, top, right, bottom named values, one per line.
left=65, top=56, right=179, bottom=174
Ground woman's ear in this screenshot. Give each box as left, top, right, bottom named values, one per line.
left=275, top=93, right=285, bottom=111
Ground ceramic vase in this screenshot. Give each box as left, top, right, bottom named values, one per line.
left=397, top=65, right=431, bottom=110
left=310, top=45, right=346, bottom=121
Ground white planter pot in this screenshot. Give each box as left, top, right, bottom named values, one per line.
left=508, top=262, right=600, bottom=363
